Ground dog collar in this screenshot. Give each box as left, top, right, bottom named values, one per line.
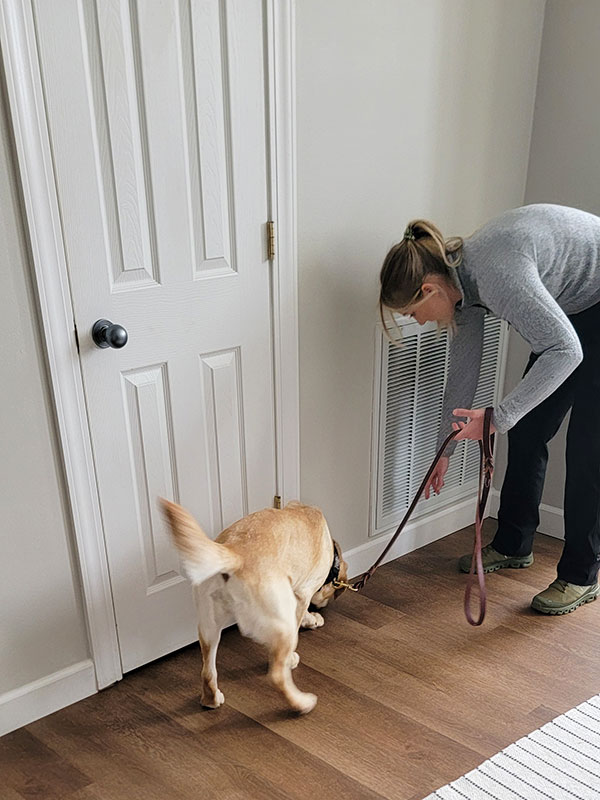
left=320, top=542, right=340, bottom=590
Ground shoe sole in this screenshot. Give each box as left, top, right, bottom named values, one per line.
left=531, top=592, right=599, bottom=615
left=459, top=556, right=534, bottom=574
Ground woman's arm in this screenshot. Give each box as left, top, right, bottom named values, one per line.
left=482, top=251, right=583, bottom=433
left=436, top=304, right=486, bottom=457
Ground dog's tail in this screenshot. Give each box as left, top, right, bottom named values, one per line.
left=160, top=498, right=242, bottom=585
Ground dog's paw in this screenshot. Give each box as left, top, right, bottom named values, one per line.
left=292, top=692, right=317, bottom=715
left=288, top=652, right=300, bottom=669
left=201, top=688, right=225, bottom=709
left=301, top=611, right=325, bottom=629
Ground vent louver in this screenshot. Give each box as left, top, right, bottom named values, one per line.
left=371, top=316, right=506, bottom=536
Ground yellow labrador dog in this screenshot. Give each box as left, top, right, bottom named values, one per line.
left=160, top=499, right=348, bottom=715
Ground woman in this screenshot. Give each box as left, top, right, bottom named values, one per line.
left=379, top=204, right=600, bottom=615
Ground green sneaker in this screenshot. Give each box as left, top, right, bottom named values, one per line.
left=458, top=543, right=534, bottom=574
left=531, top=579, right=599, bottom=615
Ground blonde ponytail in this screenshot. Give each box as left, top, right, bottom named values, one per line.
left=379, top=219, right=463, bottom=340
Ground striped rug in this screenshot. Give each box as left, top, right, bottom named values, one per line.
left=424, top=694, right=600, bottom=800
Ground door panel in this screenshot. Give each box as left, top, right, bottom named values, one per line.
left=32, top=0, right=276, bottom=671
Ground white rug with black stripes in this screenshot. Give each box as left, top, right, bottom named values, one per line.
left=424, top=693, right=600, bottom=800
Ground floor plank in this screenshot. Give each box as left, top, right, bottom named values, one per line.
left=119, top=649, right=386, bottom=799
left=0, top=727, right=90, bottom=800
left=2, top=525, right=599, bottom=799
left=218, top=630, right=482, bottom=798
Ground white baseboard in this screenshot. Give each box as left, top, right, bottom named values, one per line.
left=488, top=489, right=565, bottom=540
left=0, top=660, right=97, bottom=737
left=346, top=490, right=565, bottom=580
left=345, top=493, right=486, bottom=579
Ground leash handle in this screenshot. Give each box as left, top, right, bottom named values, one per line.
left=464, top=407, right=495, bottom=626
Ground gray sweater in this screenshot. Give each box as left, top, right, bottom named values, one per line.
left=437, top=204, right=600, bottom=456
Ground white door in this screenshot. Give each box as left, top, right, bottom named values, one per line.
left=32, top=0, right=276, bottom=672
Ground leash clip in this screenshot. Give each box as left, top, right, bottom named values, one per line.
left=332, top=578, right=359, bottom=592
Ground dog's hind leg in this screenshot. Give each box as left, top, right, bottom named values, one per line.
left=261, top=582, right=317, bottom=714
left=198, top=628, right=223, bottom=708
left=194, top=585, right=229, bottom=708
left=268, top=626, right=317, bottom=714
left=292, top=593, right=323, bottom=666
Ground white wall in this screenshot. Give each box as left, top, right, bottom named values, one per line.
left=296, top=0, right=546, bottom=551
left=496, top=0, right=600, bottom=515
left=526, top=1, right=600, bottom=214
left=0, top=81, right=90, bottom=702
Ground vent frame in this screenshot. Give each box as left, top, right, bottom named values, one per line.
left=369, top=315, right=508, bottom=538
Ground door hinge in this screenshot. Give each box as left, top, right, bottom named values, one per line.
left=274, top=495, right=282, bottom=509
left=267, top=220, right=275, bottom=261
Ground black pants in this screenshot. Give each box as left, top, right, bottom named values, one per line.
left=492, top=301, right=600, bottom=586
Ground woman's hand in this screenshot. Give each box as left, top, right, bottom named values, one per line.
left=452, top=408, right=497, bottom=441
left=425, top=409, right=496, bottom=499
left=424, top=456, right=449, bottom=499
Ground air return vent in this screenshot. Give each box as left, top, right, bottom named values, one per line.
left=370, top=316, right=507, bottom=537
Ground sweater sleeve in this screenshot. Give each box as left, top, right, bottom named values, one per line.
left=481, top=251, right=583, bottom=433
left=436, top=304, right=486, bottom=458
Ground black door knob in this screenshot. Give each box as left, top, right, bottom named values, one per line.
left=92, top=319, right=128, bottom=349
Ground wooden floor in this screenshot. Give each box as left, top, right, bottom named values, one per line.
left=3, top=521, right=600, bottom=800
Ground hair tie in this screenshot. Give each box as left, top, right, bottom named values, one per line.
left=403, top=226, right=415, bottom=241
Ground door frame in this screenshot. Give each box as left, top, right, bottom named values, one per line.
left=0, top=0, right=299, bottom=689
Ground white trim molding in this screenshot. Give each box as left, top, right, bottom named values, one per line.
left=0, top=0, right=299, bottom=706
left=488, top=489, right=565, bottom=540
left=346, top=484, right=568, bottom=583
left=266, top=0, right=300, bottom=504
left=0, top=661, right=96, bottom=737
left=345, top=493, right=487, bottom=580
left=0, top=0, right=121, bottom=689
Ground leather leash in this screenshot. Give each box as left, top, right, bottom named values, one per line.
left=335, top=407, right=495, bottom=626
